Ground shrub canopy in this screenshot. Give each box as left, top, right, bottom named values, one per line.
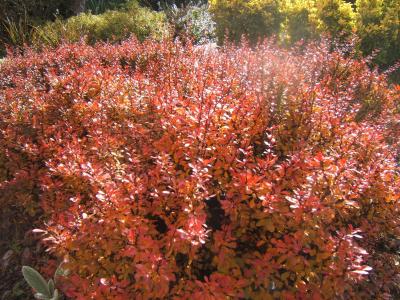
left=0, top=38, right=400, bottom=298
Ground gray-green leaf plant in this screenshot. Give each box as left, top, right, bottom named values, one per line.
left=22, top=263, right=67, bottom=300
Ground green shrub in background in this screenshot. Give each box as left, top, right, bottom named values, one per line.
left=281, top=0, right=319, bottom=44
left=280, top=0, right=356, bottom=45
left=32, top=0, right=167, bottom=47
left=315, top=0, right=356, bottom=38
left=209, top=0, right=356, bottom=45
left=209, top=0, right=284, bottom=44
left=0, top=0, right=143, bottom=55
left=356, top=0, right=400, bottom=76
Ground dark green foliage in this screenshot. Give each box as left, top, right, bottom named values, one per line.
left=0, top=0, right=71, bottom=23
left=0, top=0, right=67, bottom=55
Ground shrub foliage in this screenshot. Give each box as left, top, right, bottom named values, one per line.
left=209, top=0, right=284, bottom=43
left=356, top=0, right=400, bottom=79
left=0, top=38, right=400, bottom=298
left=32, top=1, right=167, bottom=47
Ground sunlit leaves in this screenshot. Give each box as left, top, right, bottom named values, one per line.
left=0, top=37, right=399, bottom=298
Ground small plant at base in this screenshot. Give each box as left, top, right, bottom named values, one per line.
left=22, top=264, right=67, bottom=300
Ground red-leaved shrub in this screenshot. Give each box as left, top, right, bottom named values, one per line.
left=0, top=38, right=399, bottom=299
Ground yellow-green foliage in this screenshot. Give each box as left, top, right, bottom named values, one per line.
left=356, top=0, right=400, bottom=70
left=281, top=0, right=319, bottom=44
left=32, top=0, right=167, bottom=47
left=315, top=0, right=356, bottom=37
left=210, top=0, right=356, bottom=44
left=282, top=0, right=356, bottom=43
left=209, top=0, right=284, bottom=44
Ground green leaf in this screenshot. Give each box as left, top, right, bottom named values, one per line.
left=34, top=293, right=49, bottom=300
left=48, top=279, right=55, bottom=295
left=22, top=266, right=51, bottom=298
left=54, top=262, right=69, bottom=285
left=50, top=289, right=59, bottom=300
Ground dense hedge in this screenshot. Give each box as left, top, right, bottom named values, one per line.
left=209, top=0, right=356, bottom=44
left=209, top=0, right=284, bottom=43
left=1, top=38, right=399, bottom=298
left=32, top=1, right=167, bottom=47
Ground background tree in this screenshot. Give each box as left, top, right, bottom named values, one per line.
left=356, top=0, right=400, bottom=78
